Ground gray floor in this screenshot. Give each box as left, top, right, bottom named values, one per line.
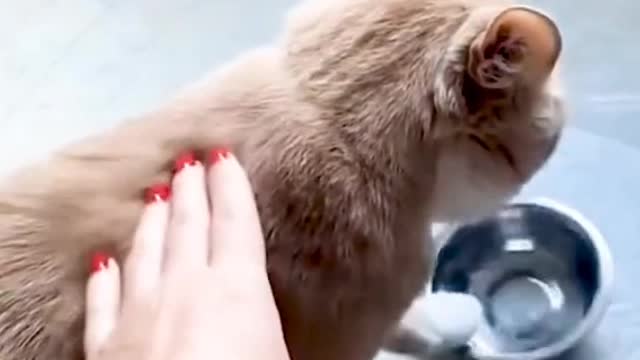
left=1, top=1, right=639, bottom=359
left=522, top=0, right=640, bottom=148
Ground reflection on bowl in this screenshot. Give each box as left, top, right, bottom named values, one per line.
left=430, top=198, right=614, bottom=360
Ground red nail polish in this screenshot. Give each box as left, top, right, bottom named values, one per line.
left=144, top=183, right=171, bottom=203
left=209, top=147, right=230, bottom=165
left=173, top=152, right=198, bottom=173
left=90, top=252, right=110, bottom=274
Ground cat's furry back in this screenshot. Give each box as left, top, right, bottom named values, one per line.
left=0, top=0, right=565, bottom=359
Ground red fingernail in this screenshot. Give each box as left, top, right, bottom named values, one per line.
left=144, top=183, right=171, bottom=203
left=173, top=152, right=198, bottom=173
left=90, top=252, right=110, bottom=274
left=209, top=147, right=230, bottom=165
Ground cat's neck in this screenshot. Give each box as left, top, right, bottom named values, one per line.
left=331, top=108, right=436, bottom=199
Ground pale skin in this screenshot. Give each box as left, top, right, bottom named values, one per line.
left=83, top=149, right=290, bottom=360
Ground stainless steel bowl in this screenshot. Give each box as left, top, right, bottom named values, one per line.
left=430, top=198, right=614, bottom=360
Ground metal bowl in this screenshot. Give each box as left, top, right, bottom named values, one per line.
left=430, top=198, right=614, bottom=360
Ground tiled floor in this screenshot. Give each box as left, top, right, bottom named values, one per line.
left=522, top=0, right=640, bottom=148
left=0, top=0, right=297, bottom=171
left=1, top=1, right=639, bottom=359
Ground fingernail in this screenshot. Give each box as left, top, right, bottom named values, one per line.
left=173, top=152, right=198, bottom=173
left=144, top=183, right=171, bottom=203
left=208, top=147, right=230, bottom=165
left=90, top=252, right=110, bottom=274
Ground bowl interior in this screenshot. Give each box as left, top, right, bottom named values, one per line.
left=431, top=203, right=602, bottom=356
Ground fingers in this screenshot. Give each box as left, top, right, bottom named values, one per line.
left=84, top=254, right=120, bottom=358
left=207, top=148, right=266, bottom=267
left=163, top=152, right=211, bottom=273
left=123, top=184, right=170, bottom=302
left=84, top=149, right=265, bottom=357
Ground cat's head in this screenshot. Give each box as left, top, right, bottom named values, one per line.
left=429, top=5, right=566, bottom=221
left=431, top=4, right=562, bottom=127
left=283, top=0, right=565, bottom=221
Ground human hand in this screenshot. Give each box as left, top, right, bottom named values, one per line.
left=83, top=149, right=290, bottom=360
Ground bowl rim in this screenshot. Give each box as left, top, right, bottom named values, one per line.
left=429, top=197, right=615, bottom=360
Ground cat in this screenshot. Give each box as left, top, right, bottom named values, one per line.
left=0, top=0, right=565, bottom=359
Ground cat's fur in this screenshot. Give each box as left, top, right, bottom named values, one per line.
left=0, top=0, right=565, bottom=359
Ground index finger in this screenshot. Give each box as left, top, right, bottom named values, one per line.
left=206, top=148, right=266, bottom=268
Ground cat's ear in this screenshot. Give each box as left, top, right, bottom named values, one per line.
left=467, top=7, right=561, bottom=89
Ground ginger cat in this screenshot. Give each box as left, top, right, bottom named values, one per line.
left=0, top=0, right=565, bottom=359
